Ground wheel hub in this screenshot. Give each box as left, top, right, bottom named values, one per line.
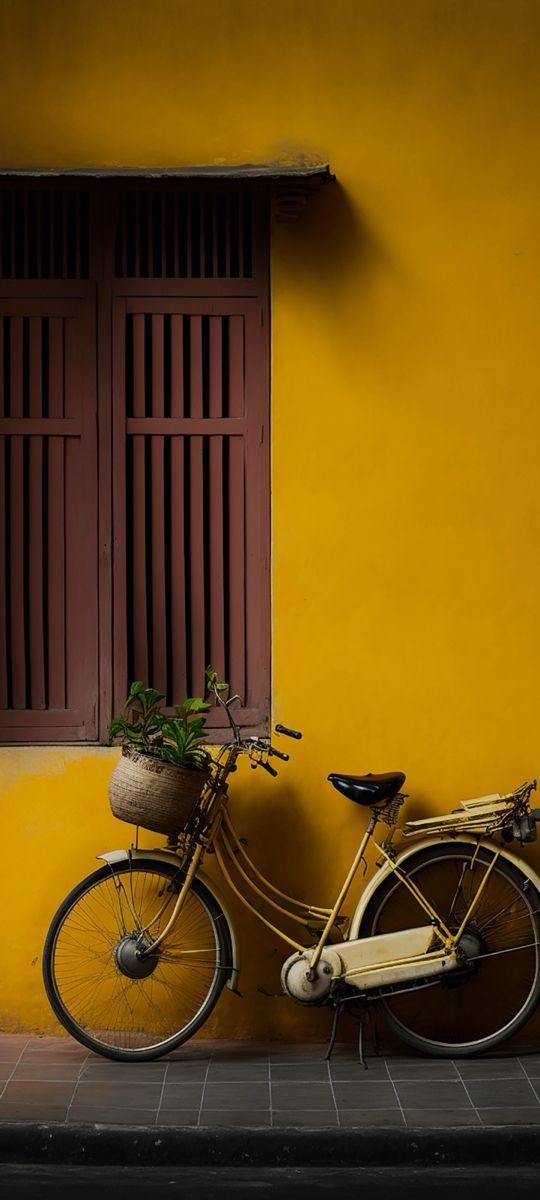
left=440, top=926, right=485, bottom=989
left=114, top=934, right=159, bottom=979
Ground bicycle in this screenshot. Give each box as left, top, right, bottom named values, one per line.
left=43, top=680, right=540, bottom=1062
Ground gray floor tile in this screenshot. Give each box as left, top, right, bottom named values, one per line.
left=387, top=1062, right=459, bottom=1081
left=11, top=1062, right=83, bottom=1082
left=268, top=1047, right=328, bottom=1063
left=158, top=1083, right=205, bottom=1108
left=207, top=1062, right=269, bottom=1081
left=404, top=1108, right=481, bottom=1127
left=20, top=1047, right=88, bottom=1063
left=338, top=1109, right=406, bottom=1127
left=202, top=1082, right=270, bottom=1110
left=80, top=1063, right=166, bottom=1082
left=155, top=1109, right=201, bottom=1126
left=271, top=1063, right=330, bottom=1081
left=200, top=1110, right=272, bottom=1127
left=271, top=1111, right=338, bottom=1127
left=479, top=1107, right=540, bottom=1125
left=456, top=1059, right=523, bottom=1080
left=332, top=1081, right=398, bottom=1110
left=395, top=1081, right=471, bottom=1110
left=0, top=1081, right=76, bottom=1106
left=521, top=1063, right=540, bottom=1080
left=72, top=1081, right=161, bottom=1109
left=163, top=1062, right=210, bottom=1081
left=67, top=1106, right=157, bottom=1126
left=330, top=1061, right=389, bottom=1081
left=0, top=1046, right=29, bottom=1063
left=270, top=1082, right=334, bottom=1111
left=0, top=1103, right=67, bottom=1122
left=0, top=1065, right=16, bottom=1081
left=465, top=1079, right=539, bottom=1108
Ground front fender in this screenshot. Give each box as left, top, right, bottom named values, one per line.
left=97, top=847, right=240, bottom=991
left=349, top=835, right=540, bottom=941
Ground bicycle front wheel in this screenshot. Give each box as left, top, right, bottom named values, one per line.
left=43, top=859, right=231, bottom=1061
left=360, top=842, right=540, bottom=1056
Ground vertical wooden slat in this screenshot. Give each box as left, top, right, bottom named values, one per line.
left=61, top=191, right=68, bottom=280
left=212, top=192, right=218, bottom=278
left=170, top=314, right=184, bottom=417
left=35, top=189, right=42, bottom=279
left=132, top=313, right=145, bottom=416
left=228, top=315, right=244, bottom=416
left=47, top=312, right=66, bottom=707
left=186, top=192, right=192, bottom=278
left=151, top=436, right=167, bottom=694
left=22, top=189, right=29, bottom=279
left=151, top=315, right=164, bottom=416
left=134, top=192, right=141, bottom=278
left=199, top=193, right=205, bottom=279
left=131, top=435, right=149, bottom=682
left=29, top=436, right=45, bottom=707
left=190, top=316, right=203, bottom=418
left=0, top=320, right=3, bottom=416
left=172, top=191, right=179, bottom=278
left=209, top=434, right=225, bottom=679
left=75, top=191, right=81, bottom=279
left=189, top=434, right=205, bottom=695
left=29, top=317, right=42, bottom=417
left=170, top=436, right=186, bottom=701
left=208, top=318, right=225, bottom=674
left=10, top=318, right=23, bottom=416
left=48, top=318, right=63, bottom=417
left=10, top=436, right=26, bottom=707
left=161, top=192, right=167, bottom=278
left=0, top=438, right=7, bottom=706
left=227, top=436, right=246, bottom=700
left=47, top=435, right=66, bottom=708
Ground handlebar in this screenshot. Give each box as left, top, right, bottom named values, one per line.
left=269, top=746, right=289, bottom=762
left=275, top=724, right=303, bottom=740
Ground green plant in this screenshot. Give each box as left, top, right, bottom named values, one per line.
left=108, top=681, right=212, bottom=771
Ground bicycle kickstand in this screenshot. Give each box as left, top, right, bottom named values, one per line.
left=325, top=1002, right=342, bottom=1061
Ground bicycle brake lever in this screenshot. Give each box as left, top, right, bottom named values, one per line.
left=260, top=760, right=278, bottom=777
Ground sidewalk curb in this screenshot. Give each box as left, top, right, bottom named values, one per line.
left=1, top=1123, right=539, bottom=1168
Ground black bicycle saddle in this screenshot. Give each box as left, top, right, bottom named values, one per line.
left=328, top=771, right=406, bottom=806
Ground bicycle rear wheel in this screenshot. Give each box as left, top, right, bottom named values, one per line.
left=359, top=842, right=540, bottom=1056
left=43, top=859, right=231, bottom=1061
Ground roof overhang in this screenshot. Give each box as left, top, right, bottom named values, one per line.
left=0, top=163, right=333, bottom=181
left=0, top=164, right=334, bottom=221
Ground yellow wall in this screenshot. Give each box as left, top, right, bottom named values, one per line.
left=2, top=0, right=540, bottom=1040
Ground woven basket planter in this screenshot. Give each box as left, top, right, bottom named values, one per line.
left=109, top=745, right=209, bottom=836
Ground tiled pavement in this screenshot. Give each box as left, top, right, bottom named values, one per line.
left=1, top=1035, right=540, bottom=1128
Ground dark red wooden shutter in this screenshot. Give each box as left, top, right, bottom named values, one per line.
left=0, top=298, right=98, bottom=739
left=112, top=296, right=269, bottom=731
left=0, top=179, right=269, bottom=741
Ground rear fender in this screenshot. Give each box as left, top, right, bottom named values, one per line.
left=349, top=835, right=540, bottom=941
left=97, top=847, right=240, bottom=991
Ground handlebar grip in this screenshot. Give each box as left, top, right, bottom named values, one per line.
left=270, top=746, right=289, bottom=761
left=261, top=760, right=278, bottom=777
left=275, top=724, right=303, bottom=740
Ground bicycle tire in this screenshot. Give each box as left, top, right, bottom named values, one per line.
left=43, top=859, right=232, bottom=1061
left=358, top=842, right=540, bottom=1057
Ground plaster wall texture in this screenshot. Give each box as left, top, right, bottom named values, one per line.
left=1, top=0, right=540, bottom=1038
